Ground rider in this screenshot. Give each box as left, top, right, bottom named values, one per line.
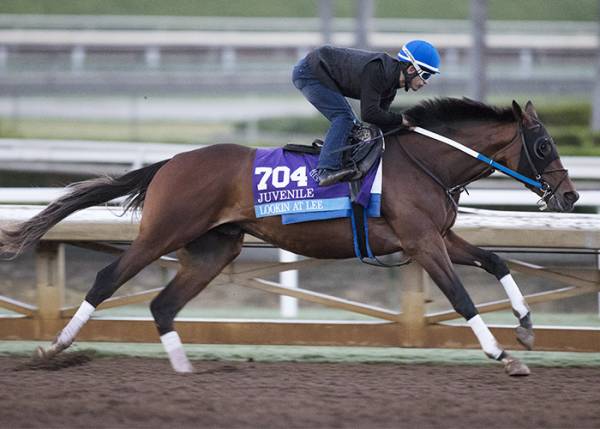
left=292, top=40, right=441, bottom=186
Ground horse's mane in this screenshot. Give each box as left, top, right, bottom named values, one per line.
left=404, top=97, right=515, bottom=129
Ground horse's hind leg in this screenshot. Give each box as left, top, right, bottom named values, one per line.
left=150, top=227, right=244, bottom=373
left=36, top=236, right=169, bottom=359
left=444, top=231, right=534, bottom=350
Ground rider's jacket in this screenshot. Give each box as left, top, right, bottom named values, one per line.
left=306, top=45, right=406, bottom=126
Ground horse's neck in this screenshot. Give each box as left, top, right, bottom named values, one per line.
left=469, top=121, right=518, bottom=153
left=447, top=122, right=520, bottom=187
left=391, top=122, right=519, bottom=189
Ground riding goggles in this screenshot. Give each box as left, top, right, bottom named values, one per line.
left=401, top=46, right=434, bottom=83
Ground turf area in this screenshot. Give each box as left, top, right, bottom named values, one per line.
left=0, top=0, right=596, bottom=21
left=1, top=341, right=599, bottom=367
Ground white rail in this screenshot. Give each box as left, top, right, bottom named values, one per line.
left=1, top=139, right=600, bottom=179
left=1, top=139, right=600, bottom=211
left=0, top=139, right=198, bottom=169
left=0, top=29, right=596, bottom=51
left=1, top=188, right=599, bottom=210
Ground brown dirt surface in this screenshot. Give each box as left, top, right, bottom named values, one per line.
left=0, top=354, right=598, bottom=429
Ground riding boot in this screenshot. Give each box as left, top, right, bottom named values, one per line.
left=313, top=167, right=356, bottom=187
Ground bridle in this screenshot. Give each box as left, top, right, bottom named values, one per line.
left=392, top=117, right=569, bottom=211
left=516, top=118, right=569, bottom=210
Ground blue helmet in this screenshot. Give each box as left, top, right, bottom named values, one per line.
left=397, top=40, right=441, bottom=74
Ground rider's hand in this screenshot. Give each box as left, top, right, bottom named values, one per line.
left=401, top=114, right=415, bottom=129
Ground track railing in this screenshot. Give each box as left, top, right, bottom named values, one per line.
left=0, top=205, right=599, bottom=351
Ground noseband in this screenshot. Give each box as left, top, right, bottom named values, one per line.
left=516, top=120, right=569, bottom=210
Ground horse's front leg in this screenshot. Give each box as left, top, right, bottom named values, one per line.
left=401, top=230, right=530, bottom=376
left=444, top=230, right=534, bottom=350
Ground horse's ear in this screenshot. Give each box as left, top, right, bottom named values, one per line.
left=512, top=100, right=524, bottom=120
left=524, top=100, right=539, bottom=120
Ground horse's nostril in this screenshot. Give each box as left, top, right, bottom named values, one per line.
left=564, top=191, right=579, bottom=204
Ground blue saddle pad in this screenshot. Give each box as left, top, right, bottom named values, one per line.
left=252, top=148, right=381, bottom=224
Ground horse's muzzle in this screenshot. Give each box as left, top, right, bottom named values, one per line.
left=543, top=190, right=579, bottom=213
left=562, top=190, right=579, bottom=211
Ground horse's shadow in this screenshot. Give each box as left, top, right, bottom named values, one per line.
left=14, top=350, right=95, bottom=371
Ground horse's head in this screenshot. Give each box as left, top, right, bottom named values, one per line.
left=512, top=100, right=579, bottom=212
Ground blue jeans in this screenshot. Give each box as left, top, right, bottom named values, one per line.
left=292, top=57, right=358, bottom=170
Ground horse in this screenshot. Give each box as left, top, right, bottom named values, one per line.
left=0, top=98, right=578, bottom=375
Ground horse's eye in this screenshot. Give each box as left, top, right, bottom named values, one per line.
left=534, top=138, right=552, bottom=159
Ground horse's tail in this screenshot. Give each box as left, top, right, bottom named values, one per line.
left=0, top=159, right=169, bottom=259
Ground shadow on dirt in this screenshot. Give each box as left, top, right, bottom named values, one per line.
left=14, top=350, right=96, bottom=371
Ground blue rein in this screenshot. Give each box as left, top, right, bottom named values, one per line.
left=476, top=153, right=543, bottom=189
left=412, top=126, right=544, bottom=190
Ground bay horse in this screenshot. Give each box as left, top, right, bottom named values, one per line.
left=0, top=98, right=578, bottom=375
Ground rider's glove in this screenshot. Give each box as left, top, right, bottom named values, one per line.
left=401, top=114, right=415, bottom=129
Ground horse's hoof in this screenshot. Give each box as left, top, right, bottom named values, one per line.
left=33, top=346, right=47, bottom=360
left=33, top=339, right=69, bottom=361
left=502, top=355, right=531, bottom=376
left=33, top=345, right=56, bottom=361
left=516, top=326, right=535, bottom=350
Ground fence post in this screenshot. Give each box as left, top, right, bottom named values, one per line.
left=355, top=0, right=373, bottom=49
left=592, top=0, right=600, bottom=132
left=35, top=242, right=65, bottom=340
left=0, top=46, right=7, bottom=71
left=279, top=249, right=299, bottom=318
left=401, top=262, right=428, bottom=347
left=319, top=0, right=334, bottom=45
left=597, top=250, right=600, bottom=318
left=469, top=0, right=487, bottom=101
left=70, top=46, right=86, bottom=72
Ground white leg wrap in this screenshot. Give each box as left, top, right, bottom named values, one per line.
left=499, top=274, right=529, bottom=318
left=468, top=314, right=503, bottom=359
left=56, top=301, right=95, bottom=346
left=160, top=331, right=193, bottom=373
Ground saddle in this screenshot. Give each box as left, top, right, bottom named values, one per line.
left=283, top=124, right=400, bottom=267
left=283, top=124, right=384, bottom=184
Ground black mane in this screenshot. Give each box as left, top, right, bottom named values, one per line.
left=404, top=97, right=515, bottom=129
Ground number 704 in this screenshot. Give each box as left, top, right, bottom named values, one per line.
left=255, top=166, right=308, bottom=190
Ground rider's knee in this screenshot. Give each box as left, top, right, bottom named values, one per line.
left=331, top=112, right=356, bottom=125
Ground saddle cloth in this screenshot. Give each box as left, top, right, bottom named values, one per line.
left=253, top=148, right=381, bottom=224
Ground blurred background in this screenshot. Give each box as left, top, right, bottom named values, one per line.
left=0, top=0, right=599, bottom=150
left=1, top=0, right=600, bottom=324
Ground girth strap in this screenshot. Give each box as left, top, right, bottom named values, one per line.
left=350, top=202, right=411, bottom=268
left=351, top=203, right=369, bottom=259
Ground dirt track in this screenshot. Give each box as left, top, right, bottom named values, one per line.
left=1, top=353, right=599, bottom=429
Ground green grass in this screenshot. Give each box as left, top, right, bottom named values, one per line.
left=2, top=118, right=599, bottom=154
left=0, top=117, right=233, bottom=144
left=0, top=0, right=597, bottom=21
left=2, top=97, right=599, bottom=153
left=1, top=341, right=599, bottom=367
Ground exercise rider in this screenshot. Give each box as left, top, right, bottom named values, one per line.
left=292, top=40, right=441, bottom=186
